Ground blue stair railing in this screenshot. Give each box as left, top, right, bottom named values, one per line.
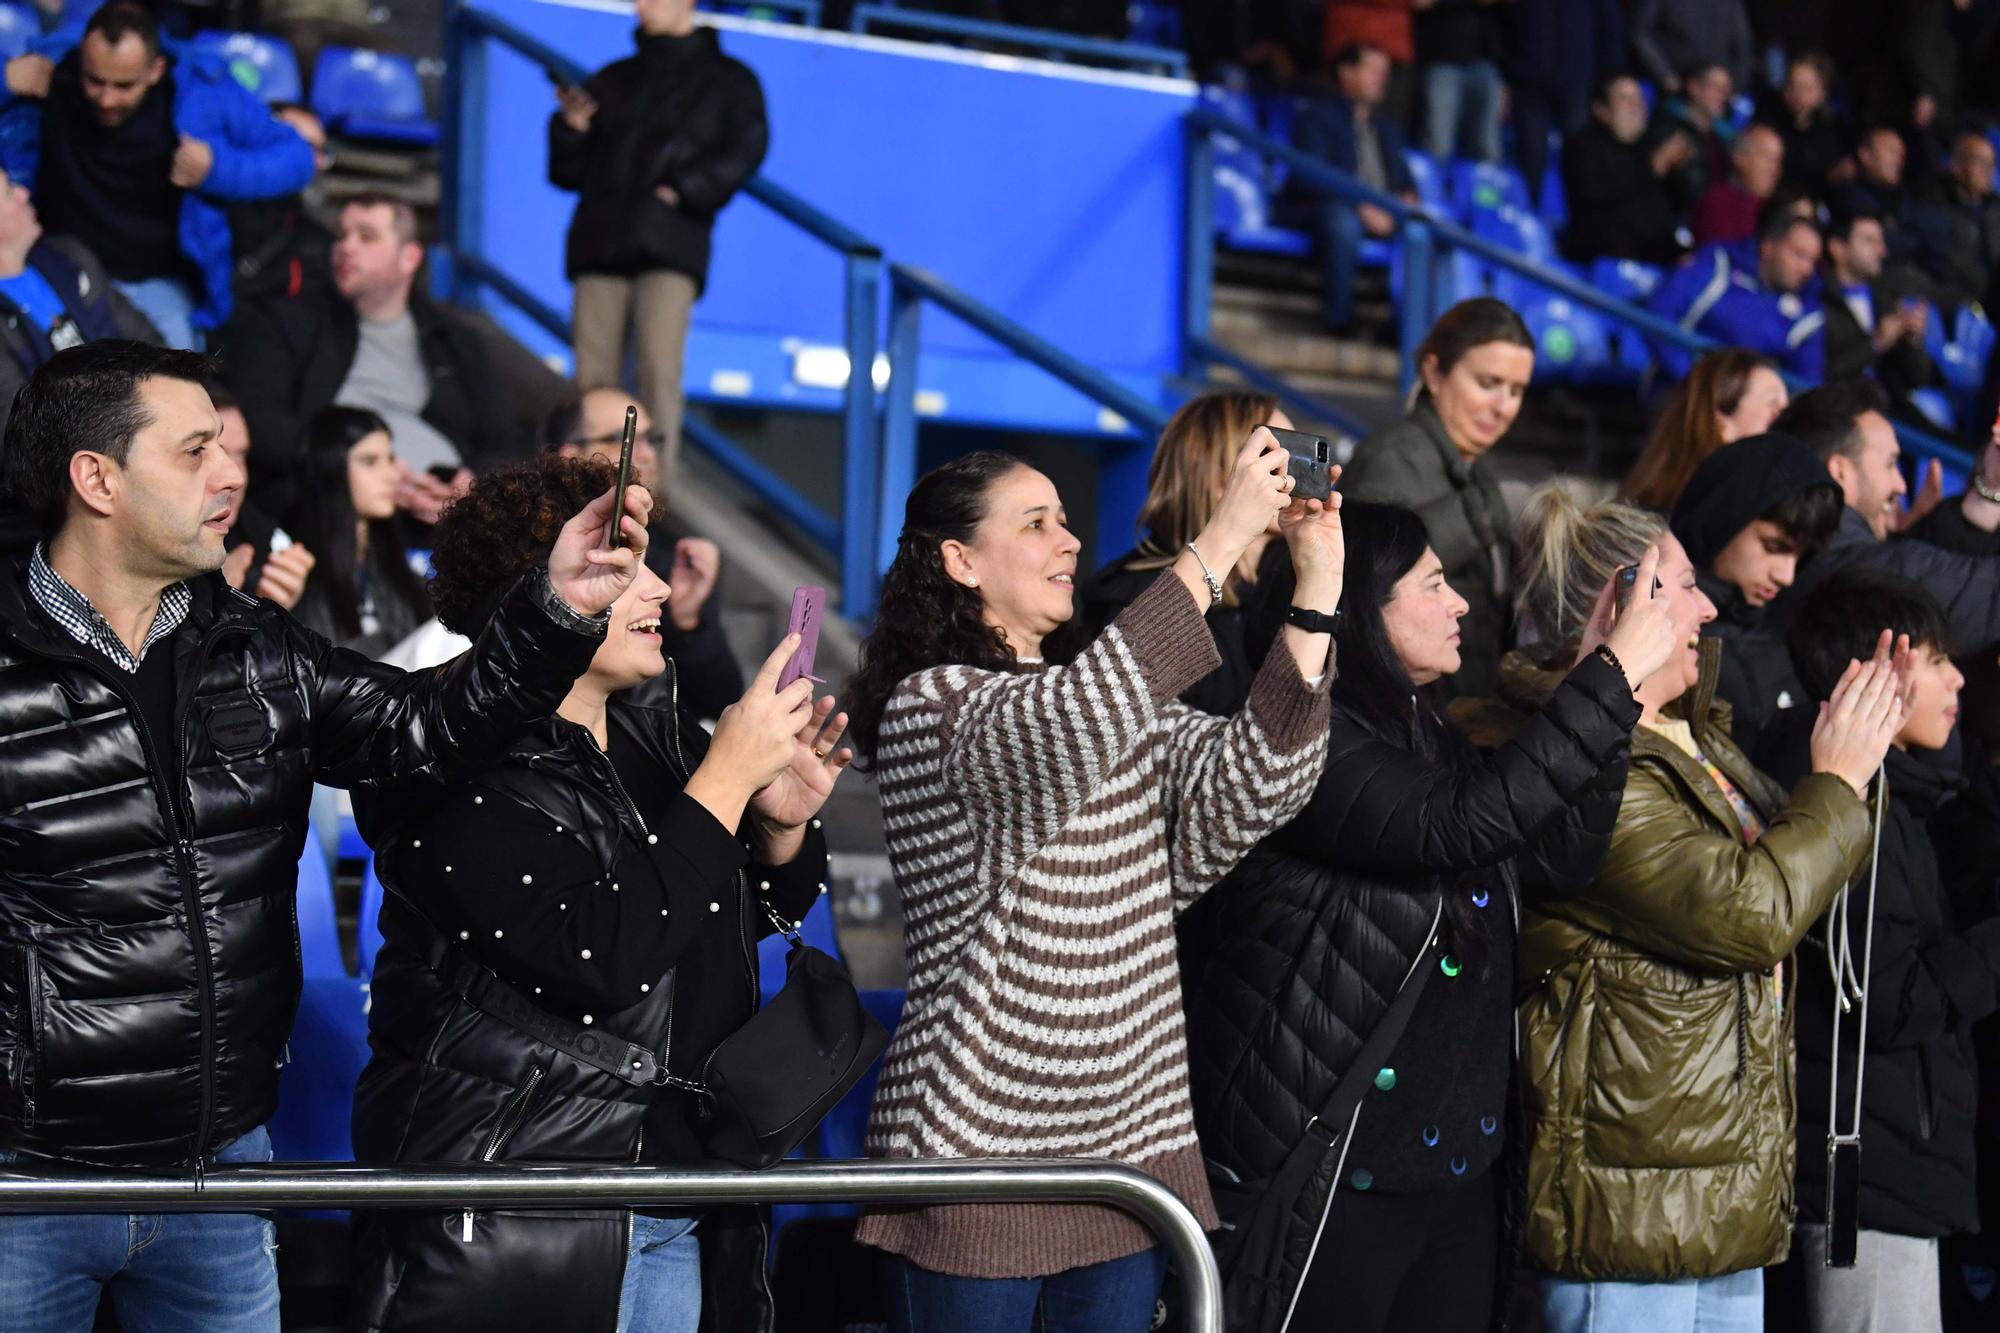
left=846, top=5, right=1187, bottom=76
left=1183, top=107, right=1978, bottom=476
left=442, top=2, right=885, bottom=617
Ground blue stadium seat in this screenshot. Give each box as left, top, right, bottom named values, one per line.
left=1446, top=157, right=1530, bottom=218
left=269, top=972, right=371, bottom=1164
left=1909, top=387, right=1958, bottom=434
left=0, top=4, right=38, bottom=61
left=1536, top=159, right=1567, bottom=233
left=1588, top=257, right=1665, bottom=305
left=1402, top=148, right=1446, bottom=213
left=1125, top=0, right=1180, bottom=47
left=1492, top=266, right=1620, bottom=385
left=296, top=821, right=346, bottom=980
left=1941, top=304, right=1995, bottom=398
left=311, top=46, right=438, bottom=146
left=1472, top=205, right=1555, bottom=265
left=191, top=30, right=302, bottom=106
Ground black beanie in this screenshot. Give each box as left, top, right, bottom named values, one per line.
left=1669, top=433, right=1839, bottom=567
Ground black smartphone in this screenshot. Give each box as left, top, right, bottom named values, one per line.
left=1265, top=425, right=1336, bottom=503
left=1825, top=1138, right=1862, bottom=1267
left=1615, top=564, right=1663, bottom=609
left=609, top=406, right=636, bottom=550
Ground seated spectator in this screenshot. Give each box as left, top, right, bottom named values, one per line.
left=1668, top=432, right=1843, bottom=752
left=207, top=378, right=316, bottom=612
left=1775, top=381, right=2000, bottom=655
left=1629, top=0, right=1752, bottom=101
left=0, top=165, right=159, bottom=431
left=1319, top=0, right=1415, bottom=123
left=1511, top=484, right=1900, bottom=1333
left=1822, top=210, right=1943, bottom=417
left=1833, top=125, right=1928, bottom=267
left=549, top=0, right=767, bottom=485
left=1777, top=567, right=2000, bottom=1333
left=1507, top=0, right=1628, bottom=205
left=1621, top=347, right=1789, bottom=510
left=0, top=2, right=315, bottom=348
left=1757, top=51, right=1849, bottom=193
left=543, top=384, right=744, bottom=719
left=1649, top=60, right=1738, bottom=214
left=1076, top=388, right=1295, bottom=717
left=1650, top=213, right=1827, bottom=381
left=1559, top=71, right=1688, bottom=266
left=220, top=193, right=522, bottom=523
left=1917, top=129, right=2000, bottom=315
left=228, top=104, right=333, bottom=307
left=1286, top=42, right=1420, bottom=334
left=1692, top=123, right=1784, bottom=248
left=286, top=406, right=434, bottom=658
left=1413, top=0, right=1502, bottom=164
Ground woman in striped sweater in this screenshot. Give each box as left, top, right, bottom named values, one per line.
left=844, top=434, right=1343, bottom=1332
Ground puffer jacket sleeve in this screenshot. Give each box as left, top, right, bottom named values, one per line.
left=186, top=71, right=315, bottom=202
left=1542, top=766, right=1873, bottom=972
left=300, top=570, right=604, bottom=791
left=1272, top=652, right=1638, bottom=877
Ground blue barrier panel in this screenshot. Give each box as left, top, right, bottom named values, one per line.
left=463, top=0, right=1191, bottom=439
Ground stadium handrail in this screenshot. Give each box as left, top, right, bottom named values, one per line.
left=0, top=1158, right=1223, bottom=1330
left=442, top=0, right=885, bottom=616
left=1183, top=106, right=1978, bottom=474
left=845, top=5, right=1187, bottom=75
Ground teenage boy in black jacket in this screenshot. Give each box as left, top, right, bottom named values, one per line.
left=1772, top=567, right=2000, bottom=1333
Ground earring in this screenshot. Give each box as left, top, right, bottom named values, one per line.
left=966, top=577, right=979, bottom=588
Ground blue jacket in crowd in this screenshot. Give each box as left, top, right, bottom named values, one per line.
left=1283, top=92, right=1415, bottom=211
left=0, top=35, right=315, bottom=332
left=1648, top=242, right=1825, bottom=382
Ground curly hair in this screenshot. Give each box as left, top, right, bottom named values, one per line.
left=846, top=451, right=1027, bottom=766
left=428, top=453, right=631, bottom=636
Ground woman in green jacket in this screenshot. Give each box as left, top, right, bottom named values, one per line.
left=1508, top=486, right=1904, bottom=1332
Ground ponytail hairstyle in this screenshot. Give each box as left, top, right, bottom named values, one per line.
left=847, top=451, right=1028, bottom=766
left=1515, top=483, right=1666, bottom=651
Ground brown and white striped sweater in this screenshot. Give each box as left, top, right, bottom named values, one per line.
left=856, top=572, right=1331, bottom=1278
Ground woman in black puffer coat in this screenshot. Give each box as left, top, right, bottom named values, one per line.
left=1183, top=502, right=1678, bottom=1333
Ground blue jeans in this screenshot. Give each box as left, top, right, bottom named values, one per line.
left=618, top=1213, right=701, bottom=1333
left=1313, top=202, right=1365, bottom=331
left=1539, top=1267, right=1764, bottom=1333
left=0, top=1126, right=281, bottom=1333
left=114, top=276, right=202, bottom=351
left=884, top=1247, right=1168, bottom=1333
left=1422, top=62, right=1505, bottom=164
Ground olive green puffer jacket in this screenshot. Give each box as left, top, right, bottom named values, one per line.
left=1514, top=642, right=1874, bottom=1281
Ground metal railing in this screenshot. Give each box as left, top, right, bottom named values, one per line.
left=1183, top=107, right=1979, bottom=474
left=441, top=2, right=885, bottom=619
left=710, top=0, right=823, bottom=23
left=846, top=5, right=1187, bottom=75
left=0, top=1158, right=1223, bottom=1330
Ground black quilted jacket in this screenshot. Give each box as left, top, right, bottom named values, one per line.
left=0, top=560, right=602, bottom=1166
left=1184, top=653, right=1638, bottom=1330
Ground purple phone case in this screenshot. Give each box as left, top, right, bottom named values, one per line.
left=778, top=586, right=826, bottom=690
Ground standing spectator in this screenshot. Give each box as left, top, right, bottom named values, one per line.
left=1777, top=567, right=2000, bottom=1333
left=1652, top=61, right=1738, bottom=214
left=844, top=443, right=1336, bottom=1331
left=549, top=0, right=768, bottom=486
left=1413, top=0, right=1504, bottom=164
left=1320, top=0, right=1416, bottom=125
left=0, top=3, right=315, bottom=348
left=1507, top=0, right=1625, bottom=204
left=1757, top=52, right=1849, bottom=194
left=1649, top=214, right=1828, bottom=381
left=1559, top=72, right=1688, bottom=265
left=1918, top=129, right=2000, bottom=314
left=218, top=194, right=521, bottom=525
left=1630, top=0, right=1754, bottom=95
left=1621, top=347, right=1790, bottom=511
left=1822, top=211, right=1942, bottom=413
left=1693, top=123, right=1785, bottom=248
left=1343, top=298, right=1534, bottom=701
left=1288, top=42, right=1419, bottom=335
left=1513, top=485, right=1902, bottom=1333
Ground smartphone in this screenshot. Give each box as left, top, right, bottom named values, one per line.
left=1615, top=564, right=1662, bottom=610
left=777, top=585, right=827, bottom=691
left=1824, top=1138, right=1862, bottom=1267
left=268, top=527, right=293, bottom=555
left=609, top=406, right=637, bottom=550
left=1265, top=425, right=1337, bottom=503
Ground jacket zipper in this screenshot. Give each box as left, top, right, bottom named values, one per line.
left=462, top=1065, right=546, bottom=1241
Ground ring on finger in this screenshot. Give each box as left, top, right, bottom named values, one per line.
left=814, top=747, right=828, bottom=759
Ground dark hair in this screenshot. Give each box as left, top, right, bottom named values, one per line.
left=1757, top=184, right=1820, bottom=235
left=2, top=340, right=213, bottom=538
left=429, top=453, right=624, bottom=635
left=341, top=191, right=423, bottom=246
left=847, top=451, right=1029, bottom=765
left=1758, top=210, right=1820, bottom=248
left=287, top=406, right=430, bottom=638
left=1414, top=297, right=1533, bottom=396
left=542, top=387, right=592, bottom=450
left=1826, top=208, right=1884, bottom=245
left=84, top=1, right=161, bottom=57
left=1333, top=42, right=1383, bottom=70
left=1589, top=70, right=1636, bottom=107
left=1763, top=483, right=1844, bottom=556
left=1788, top=566, right=1950, bottom=702
left=1773, top=380, right=1890, bottom=462
left=1681, top=60, right=1728, bottom=88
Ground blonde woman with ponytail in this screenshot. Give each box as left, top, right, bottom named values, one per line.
left=1486, top=485, right=1906, bottom=1332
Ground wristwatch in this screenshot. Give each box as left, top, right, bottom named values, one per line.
left=1285, top=604, right=1342, bottom=635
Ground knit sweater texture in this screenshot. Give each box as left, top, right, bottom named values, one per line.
left=856, top=572, right=1332, bottom=1277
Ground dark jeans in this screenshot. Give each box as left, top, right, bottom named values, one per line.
left=883, top=1246, right=1168, bottom=1333
left=1292, top=1171, right=1498, bottom=1333
left=1313, top=202, right=1366, bottom=331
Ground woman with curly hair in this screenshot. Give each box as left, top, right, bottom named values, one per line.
left=347, top=454, right=852, bottom=1333
left=1619, top=348, right=1788, bottom=512
left=843, top=437, right=1340, bottom=1332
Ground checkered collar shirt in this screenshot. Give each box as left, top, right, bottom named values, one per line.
left=27, top=543, right=191, bottom=672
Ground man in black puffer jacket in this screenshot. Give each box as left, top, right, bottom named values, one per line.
left=1769, top=567, right=2000, bottom=1331
left=0, top=341, right=648, bottom=1329
left=549, top=0, right=767, bottom=480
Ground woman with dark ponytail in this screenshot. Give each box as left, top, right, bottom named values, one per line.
left=846, top=438, right=1339, bottom=1332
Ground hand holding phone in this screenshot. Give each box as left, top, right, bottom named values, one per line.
left=609, top=406, right=637, bottom=551
left=777, top=586, right=826, bottom=691
left=1615, top=563, right=1662, bottom=610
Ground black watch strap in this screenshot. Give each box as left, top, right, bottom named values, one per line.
left=1285, top=604, right=1342, bottom=635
